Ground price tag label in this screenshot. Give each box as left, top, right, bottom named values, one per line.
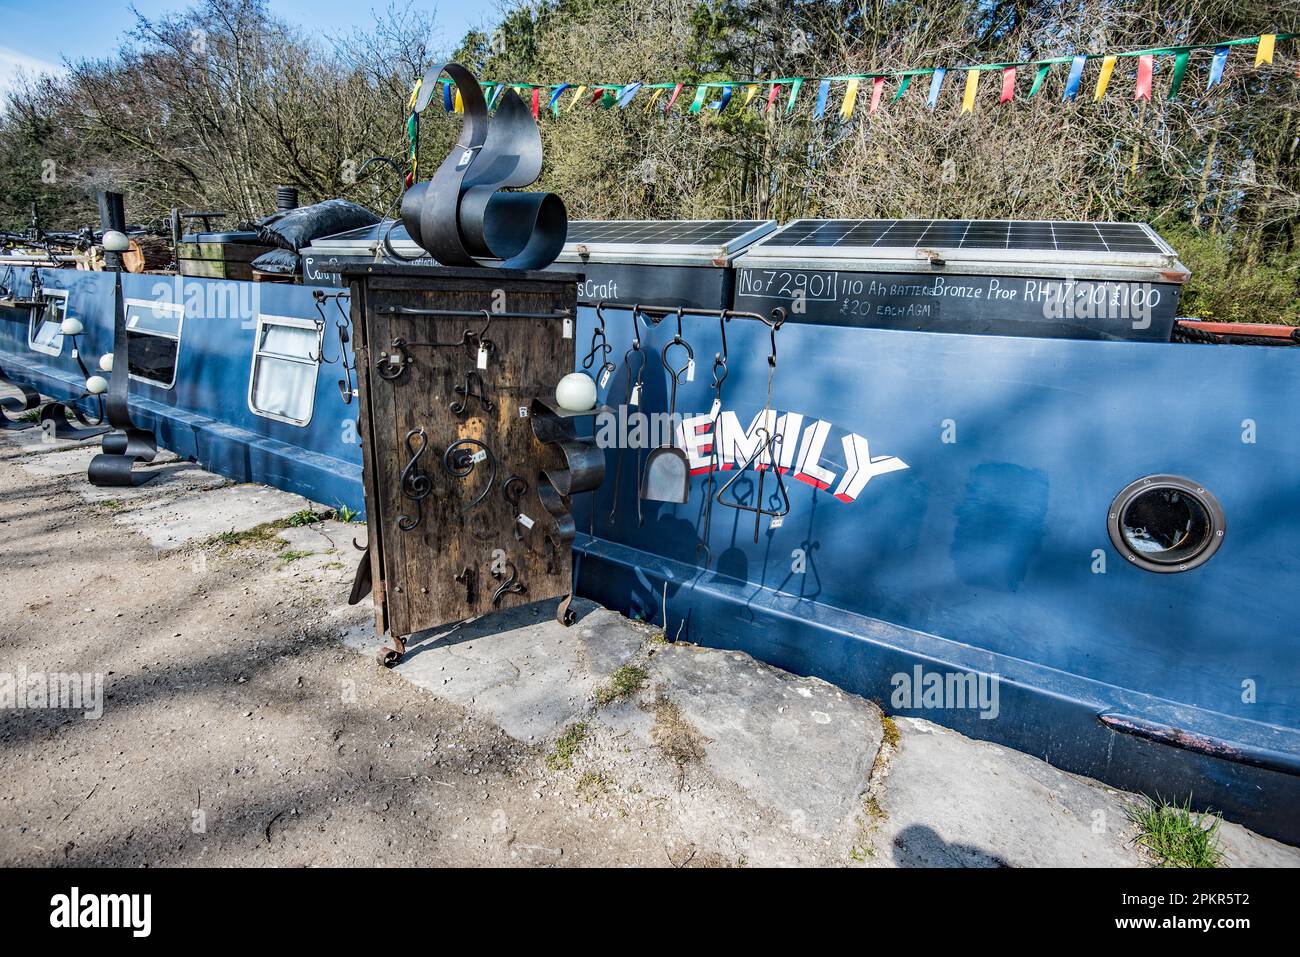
left=517, top=513, right=535, bottom=530
left=629, top=383, right=641, bottom=406
left=518, top=405, right=529, bottom=418
left=470, top=449, right=487, bottom=464
left=562, top=317, right=573, bottom=339
left=476, top=343, right=488, bottom=370
left=599, top=367, right=611, bottom=389
left=686, top=358, right=696, bottom=382
left=769, top=515, right=784, bottom=530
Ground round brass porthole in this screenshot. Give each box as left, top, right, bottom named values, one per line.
left=1107, top=476, right=1225, bottom=573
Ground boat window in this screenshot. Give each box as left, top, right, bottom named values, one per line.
left=28, top=290, right=68, bottom=357
left=248, top=315, right=319, bottom=426
left=1108, top=476, right=1225, bottom=573
left=125, top=299, right=184, bottom=389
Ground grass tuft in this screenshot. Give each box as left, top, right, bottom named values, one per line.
left=595, top=665, right=648, bottom=706
left=546, top=722, right=588, bottom=771
left=1128, top=796, right=1224, bottom=868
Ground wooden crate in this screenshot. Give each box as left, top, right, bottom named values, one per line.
left=177, top=237, right=276, bottom=281
left=348, top=264, right=593, bottom=659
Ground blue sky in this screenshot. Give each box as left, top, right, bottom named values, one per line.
left=0, top=0, right=486, bottom=99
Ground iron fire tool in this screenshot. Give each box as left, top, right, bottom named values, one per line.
left=715, top=310, right=790, bottom=543
left=693, top=312, right=731, bottom=568
left=582, top=302, right=618, bottom=391
left=606, top=305, right=648, bottom=528
left=310, top=289, right=357, bottom=404
left=641, top=307, right=694, bottom=506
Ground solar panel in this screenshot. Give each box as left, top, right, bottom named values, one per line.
left=756, top=219, right=1169, bottom=255
left=564, top=220, right=775, bottom=253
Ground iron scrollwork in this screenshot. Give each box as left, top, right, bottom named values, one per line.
left=397, top=427, right=432, bottom=531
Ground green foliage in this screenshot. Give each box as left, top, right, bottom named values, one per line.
left=546, top=722, right=589, bottom=770
left=1158, top=224, right=1300, bottom=324
left=594, top=665, right=648, bottom=706
left=1128, top=796, right=1224, bottom=868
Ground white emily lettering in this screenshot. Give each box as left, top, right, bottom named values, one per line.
left=676, top=405, right=907, bottom=503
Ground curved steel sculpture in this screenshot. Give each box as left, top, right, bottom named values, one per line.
left=400, top=64, right=566, bottom=270
left=88, top=255, right=159, bottom=486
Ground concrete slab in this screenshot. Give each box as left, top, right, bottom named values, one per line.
left=342, top=600, right=644, bottom=743
left=110, top=482, right=315, bottom=550
left=76, top=461, right=230, bottom=506
left=0, top=424, right=102, bottom=457
left=271, top=520, right=365, bottom=583
left=872, top=716, right=1141, bottom=867
left=623, top=644, right=882, bottom=837
left=16, top=444, right=100, bottom=478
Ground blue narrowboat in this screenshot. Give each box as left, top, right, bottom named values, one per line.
left=2, top=215, right=1297, bottom=844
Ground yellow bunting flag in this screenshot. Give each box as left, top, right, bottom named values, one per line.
left=408, top=79, right=422, bottom=110
left=1094, top=55, right=1117, bottom=100
left=569, top=85, right=587, bottom=111
left=961, top=69, right=979, bottom=113
left=839, top=78, right=860, bottom=119
left=1256, top=34, right=1276, bottom=66
left=453, top=88, right=463, bottom=113
left=742, top=84, right=760, bottom=109
left=645, top=88, right=664, bottom=112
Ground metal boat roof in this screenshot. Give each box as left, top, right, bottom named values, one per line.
left=737, top=219, right=1188, bottom=282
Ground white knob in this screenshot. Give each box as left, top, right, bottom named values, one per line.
left=102, top=230, right=130, bottom=253
left=60, top=317, right=84, bottom=336
left=555, top=372, right=597, bottom=412
left=99, top=353, right=114, bottom=372
left=85, top=375, right=109, bottom=395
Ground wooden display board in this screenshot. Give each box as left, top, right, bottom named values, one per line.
left=348, top=264, right=597, bottom=663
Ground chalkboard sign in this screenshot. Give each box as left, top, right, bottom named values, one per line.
left=733, top=268, right=1180, bottom=341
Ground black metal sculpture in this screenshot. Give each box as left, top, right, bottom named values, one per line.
left=87, top=219, right=159, bottom=487
left=400, top=64, right=566, bottom=269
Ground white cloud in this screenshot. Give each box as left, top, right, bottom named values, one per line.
left=0, top=45, right=66, bottom=106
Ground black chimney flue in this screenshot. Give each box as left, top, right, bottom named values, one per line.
left=275, top=186, right=299, bottom=212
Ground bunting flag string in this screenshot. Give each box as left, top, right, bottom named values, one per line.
left=1168, top=51, right=1190, bottom=99
left=839, top=78, right=860, bottom=120
left=1134, top=54, right=1154, bottom=101
left=813, top=78, right=831, bottom=118
left=1028, top=63, right=1050, bottom=96
left=1062, top=55, right=1087, bottom=100
left=411, top=32, right=1297, bottom=126
left=999, top=66, right=1016, bottom=104
left=1094, top=55, right=1117, bottom=100
left=869, top=76, right=885, bottom=113
left=961, top=69, right=979, bottom=112
left=926, top=68, right=946, bottom=108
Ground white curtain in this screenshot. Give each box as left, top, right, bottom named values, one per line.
left=252, top=323, right=318, bottom=423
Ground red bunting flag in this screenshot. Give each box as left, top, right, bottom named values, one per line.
left=870, top=77, right=885, bottom=113
left=766, top=83, right=781, bottom=112
left=664, top=82, right=684, bottom=112
left=1135, top=54, right=1154, bottom=101
left=531, top=87, right=540, bottom=119
left=999, top=66, right=1016, bottom=104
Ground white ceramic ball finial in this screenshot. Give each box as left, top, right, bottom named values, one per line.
left=85, top=376, right=109, bottom=395
left=99, top=353, right=114, bottom=372
left=60, top=316, right=84, bottom=336
left=555, top=372, right=597, bottom=412
left=102, top=230, right=130, bottom=253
